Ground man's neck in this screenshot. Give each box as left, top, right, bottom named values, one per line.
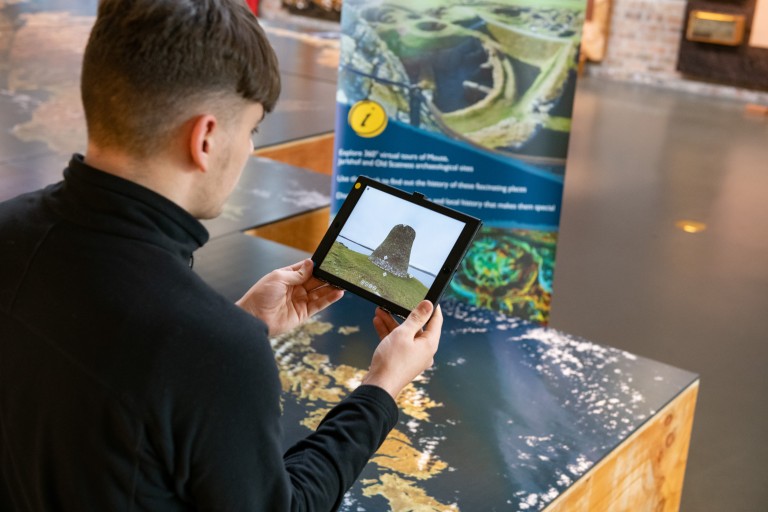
left=84, top=144, right=196, bottom=214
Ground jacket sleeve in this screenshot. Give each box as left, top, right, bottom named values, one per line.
left=165, top=308, right=397, bottom=512
left=283, top=385, right=398, bottom=511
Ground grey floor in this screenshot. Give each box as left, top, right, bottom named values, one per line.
left=549, top=77, right=768, bottom=511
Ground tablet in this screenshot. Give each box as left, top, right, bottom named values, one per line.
left=312, top=176, right=482, bottom=318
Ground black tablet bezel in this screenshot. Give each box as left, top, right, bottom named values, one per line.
left=311, top=175, right=482, bottom=318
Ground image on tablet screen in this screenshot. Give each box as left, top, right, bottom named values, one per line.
left=319, top=186, right=466, bottom=311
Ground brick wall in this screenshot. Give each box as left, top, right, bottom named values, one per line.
left=586, top=0, right=768, bottom=102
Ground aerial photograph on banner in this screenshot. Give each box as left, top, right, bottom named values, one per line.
left=334, top=0, right=586, bottom=323
left=337, top=0, right=585, bottom=169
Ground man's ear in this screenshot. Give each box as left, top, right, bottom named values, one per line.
left=189, top=114, right=218, bottom=172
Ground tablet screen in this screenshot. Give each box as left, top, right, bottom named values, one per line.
left=313, top=176, right=481, bottom=317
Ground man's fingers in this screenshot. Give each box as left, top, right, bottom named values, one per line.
left=372, top=315, right=389, bottom=340
left=374, top=307, right=399, bottom=333
left=305, top=277, right=327, bottom=291
left=306, top=288, right=344, bottom=317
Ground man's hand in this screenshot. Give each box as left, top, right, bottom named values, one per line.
left=362, top=300, right=442, bottom=400
left=236, top=259, right=344, bottom=336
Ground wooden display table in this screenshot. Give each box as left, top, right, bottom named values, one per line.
left=194, top=233, right=698, bottom=512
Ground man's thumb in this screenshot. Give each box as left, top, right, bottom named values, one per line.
left=402, top=300, right=434, bottom=333
left=283, top=259, right=312, bottom=284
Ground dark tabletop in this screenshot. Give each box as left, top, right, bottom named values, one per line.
left=0, top=154, right=331, bottom=240
left=200, top=156, right=331, bottom=238
left=194, top=232, right=699, bottom=511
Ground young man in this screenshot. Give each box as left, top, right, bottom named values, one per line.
left=0, top=1, right=442, bottom=510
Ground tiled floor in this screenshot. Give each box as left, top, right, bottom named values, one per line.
left=2, top=1, right=767, bottom=510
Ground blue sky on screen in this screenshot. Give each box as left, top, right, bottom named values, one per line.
left=338, top=187, right=466, bottom=274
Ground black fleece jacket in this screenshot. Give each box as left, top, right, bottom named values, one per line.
left=0, top=155, right=397, bottom=511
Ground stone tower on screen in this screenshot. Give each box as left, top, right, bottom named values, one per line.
left=369, top=224, right=415, bottom=278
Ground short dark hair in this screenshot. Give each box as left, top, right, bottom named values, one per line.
left=81, top=0, right=281, bottom=156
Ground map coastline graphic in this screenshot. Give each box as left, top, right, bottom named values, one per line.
left=275, top=294, right=697, bottom=511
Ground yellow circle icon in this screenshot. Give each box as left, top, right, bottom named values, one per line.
left=348, top=100, right=388, bottom=138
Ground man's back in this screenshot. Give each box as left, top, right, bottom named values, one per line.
left=0, top=158, right=292, bottom=510
left=1, top=0, right=442, bottom=506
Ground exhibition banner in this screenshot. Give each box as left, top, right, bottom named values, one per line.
left=333, top=0, right=586, bottom=323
